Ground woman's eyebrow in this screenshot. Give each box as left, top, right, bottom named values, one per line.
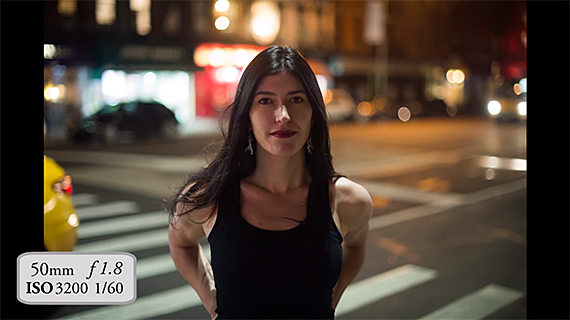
left=254, top=89, right=307, bottom=96
left=287, top=90, right=307, bottom=95
left=254, top=91, right=275, bottom=96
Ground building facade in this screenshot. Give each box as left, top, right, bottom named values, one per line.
left=44, top=0, right=526, bottom=138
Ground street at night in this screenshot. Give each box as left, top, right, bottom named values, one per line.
left=44, top=117, right=527, bottom=319
left=4, top=0, right=561, bottom=318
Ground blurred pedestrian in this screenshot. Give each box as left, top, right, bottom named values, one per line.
left=168, top=45, right=372, bottom=319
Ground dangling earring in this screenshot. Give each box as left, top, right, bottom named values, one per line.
left=306, top=137, right=313, bottom=155
left=245, top=132, right=254, bottom=155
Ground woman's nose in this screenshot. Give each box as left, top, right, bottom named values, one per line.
left=275, top=104, right=291, bottom=123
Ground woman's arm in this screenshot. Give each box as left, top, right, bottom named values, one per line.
left=168, top=207, right=218, bottom=319
left=331, top=179, right=373, bottom=309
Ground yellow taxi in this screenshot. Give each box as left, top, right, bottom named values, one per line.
left=487, top=79, right=527, bottom=122
left=44, top=156, right=79, bottom=251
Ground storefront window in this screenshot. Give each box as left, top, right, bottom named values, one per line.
left=58, top=0, right=77, bottom=16
left=96, top=0, right=116, bottom=25
left=98, top=70, right=194, bottom=125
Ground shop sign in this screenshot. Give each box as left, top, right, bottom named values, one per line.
left=193, top=43, right=266, bottom=68
left=119, top=45, right=186, bottom=63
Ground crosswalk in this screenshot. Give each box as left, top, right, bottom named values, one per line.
left=55, top=192, right=524, bottom=319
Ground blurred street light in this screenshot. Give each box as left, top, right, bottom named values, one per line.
left=446, top=69, right=465, bottom=84
left=215, top=16, right=230, bottom=31
left=487, top=100, right=501, bottom=115
left=215, top=0, right=230, bottom=13
left=250, top=1, right=280, bottom=45
left=213, top=0, right=233, bottom=32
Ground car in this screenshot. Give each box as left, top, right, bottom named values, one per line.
left=487, top=80, right=527, bottom=122
left=323, top=89, right=357, bottom=122
left=354, top=95, right=451, bottom=122
left=76, top=101, right=180, bottom=144
left=44, top=156, right=79, bottom=251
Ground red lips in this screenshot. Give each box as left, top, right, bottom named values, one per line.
left=270, top=130, right=297, bottom=138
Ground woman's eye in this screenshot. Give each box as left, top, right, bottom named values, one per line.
left=258, top=98, right=272, bottom=105
left=291, top=96, right=304, bottom=104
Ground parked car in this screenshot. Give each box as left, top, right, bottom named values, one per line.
left=487, top=80, right=527, bottom=122
left=75, top=101, right=179, bottom=144
left=323, top=89, right=357, bottom=122
left=44, top=156, right=79, bottom=251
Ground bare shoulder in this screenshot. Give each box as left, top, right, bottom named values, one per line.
left=168, top=184, right=217, bottom=247
left=333, top=177, right=373, bottom=231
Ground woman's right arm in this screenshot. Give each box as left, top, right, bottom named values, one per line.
left=168, top=206, right=217, bottom=319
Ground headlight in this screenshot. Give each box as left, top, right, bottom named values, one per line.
left=517, top=102, right=527, bottom=116
left=487, top=101, right=501, bottom=115
left=68, top=213, right=79, bottom=228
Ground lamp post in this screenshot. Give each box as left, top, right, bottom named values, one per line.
left=364, top=0, right=388, bottom=99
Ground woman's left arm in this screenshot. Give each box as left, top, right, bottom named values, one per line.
left=331, top=180, right=373, bottom=309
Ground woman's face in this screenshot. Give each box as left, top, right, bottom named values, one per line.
left=249, top=71, right=313, bottom=158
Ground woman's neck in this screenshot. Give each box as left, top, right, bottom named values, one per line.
left=245, top=149, right=311, bottom=194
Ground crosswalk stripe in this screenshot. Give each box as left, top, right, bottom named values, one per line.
left=71, top=193, right=98, bottom=206
left=76, top=200, right=140, bottom=220
left=369, top=203, right=446, bottom=230
left=78, top=210, right=168, bottom=239
left=55, top=286, right=202, bottom=320
left=336, top=264, right=438, bottom=317
left=137, top=253, right=175, bottom=280
left=137, top=244, right=210, bottom=280
left=357, top=180, right=463, bottom=204
left=57, top=263, right=435, bottom=320
left=419, top=284, right=524, bottom=320
left=75, top=229, right=168, bottom=252
left=369, top=178, right=526, bottom=231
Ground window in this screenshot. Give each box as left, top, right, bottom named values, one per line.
left=131, top=0, right=151, bottom=36
left=58, top=0, right=77, bottom=16
left=96, top=0, right=116, bottom=25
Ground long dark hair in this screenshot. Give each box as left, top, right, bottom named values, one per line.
left=168, top=45, right=339, bottom=225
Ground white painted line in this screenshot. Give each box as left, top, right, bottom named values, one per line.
left=78, top=210, right=168, bottom=239
left=339, top=146, right=480, bottom=178
left=137, top=253, right=175, bottom=280
left=369, top=178, right=526, bottom=230
left=76, top=201, right=140, bottom=220
left=137, top=243, right=210, bottom=280
left=75, top=229, right=168, bottom=252
left=419, top=284, right=524, bottom=320
left=336, top=264, right=438, bottom=317
left=369, top=204, right=448, bottom=230
left=462, top=178, right=526, bottom=205
left=478, top=156, right=526, bottom=171
left=71, top=193, right=98, bottom=206
left=55, top=285, right=202, bottom=320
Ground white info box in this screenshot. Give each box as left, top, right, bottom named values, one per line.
left=17, top=252, right=136, bottom=305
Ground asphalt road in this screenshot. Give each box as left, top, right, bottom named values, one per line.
left=44, top=117, right=527, bottom=319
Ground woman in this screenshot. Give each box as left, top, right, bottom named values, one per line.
left=168, top=45, right=372, bottom=319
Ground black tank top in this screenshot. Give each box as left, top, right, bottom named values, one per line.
left=208, top=177, right=343, bottom=319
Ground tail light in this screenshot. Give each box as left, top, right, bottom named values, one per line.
left=53, top=175, right=73, bottom=196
